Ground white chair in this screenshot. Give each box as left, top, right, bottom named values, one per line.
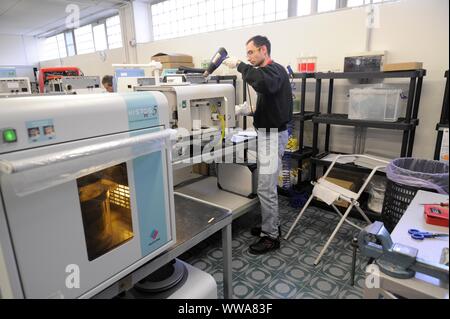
left=284, top=154, right=389, bottom=265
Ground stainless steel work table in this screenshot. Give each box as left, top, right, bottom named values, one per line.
left=93, top=192, right=233, bottom=299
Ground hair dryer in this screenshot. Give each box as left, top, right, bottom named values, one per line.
left=203, top=47, right=228, bottom=77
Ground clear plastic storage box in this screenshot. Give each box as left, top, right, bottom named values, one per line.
left=348, top=87, right=402, bottom=121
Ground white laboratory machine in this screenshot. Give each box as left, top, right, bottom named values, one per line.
left=46, top=76, right=105, bottom=94
left=0, top=92, right=176, bottom=298
left=135, top=83, right=236, bottom=162
left=117, top=77, right=157, bottom=93
left=0, top=77, right=31, bottom=96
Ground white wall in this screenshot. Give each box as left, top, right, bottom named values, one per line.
left=0, top=34, right=39, bottom=80
left=0, top=34, right=39, bottom=65
left=35, top=0, right=449, bottom=159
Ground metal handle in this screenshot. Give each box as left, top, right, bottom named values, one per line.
left=0, top=129, right=176, bottom=174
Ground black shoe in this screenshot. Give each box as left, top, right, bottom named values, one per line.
left=249, top=236, right=280, bottom=255
left=250, top=226, right=282, bottom=237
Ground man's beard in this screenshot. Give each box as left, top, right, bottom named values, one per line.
left=252, top=60, right=263, bottom=67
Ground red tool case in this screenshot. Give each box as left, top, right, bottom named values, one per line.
left=424, top=204, right=449, bottom=227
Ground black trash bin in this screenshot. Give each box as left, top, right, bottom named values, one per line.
left=381, top=158, right=449, bottom=232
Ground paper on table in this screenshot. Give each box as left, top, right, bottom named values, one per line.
left=231, top=130, right=257, bottom=143
left=236, top=130, right=257, bottom=137
left=230, top=135, right=248, bottom=143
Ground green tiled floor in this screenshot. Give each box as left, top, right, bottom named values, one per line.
left=179, top=196, right=371, bottom=299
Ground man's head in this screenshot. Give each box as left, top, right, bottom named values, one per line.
left=246, top=35, right=271, bottom=67
left=102, top=75, right=114, bottom=92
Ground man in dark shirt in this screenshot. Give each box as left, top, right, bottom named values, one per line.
left=223, top=35, right=293, bottom=254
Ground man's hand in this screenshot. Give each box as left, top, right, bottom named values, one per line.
left=235, top=101, right=252, bottom=116
left=223, top=57, right=241, bottom=69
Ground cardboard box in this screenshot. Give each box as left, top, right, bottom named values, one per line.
left=151, top=52, right=193, bottom=63
left=161, top=62, right=195, bottom=69
left=383, top=62, right=423, bottom=72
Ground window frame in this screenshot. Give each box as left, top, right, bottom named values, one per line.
left=74, top=24, right=96, bottom=55
left=150, top=0, right=290, bottom=41
left=39, top=14, right=122, bottom=62
left=92, top=22, right=109, bottom=51
left=64, top=30, right=77, bottom=56
left=105, top=15, right=123, bottom=50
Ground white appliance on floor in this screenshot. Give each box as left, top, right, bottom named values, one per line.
left=169, top=260, right=217, bottom=299
left=117, top=259, right=217, bottom=299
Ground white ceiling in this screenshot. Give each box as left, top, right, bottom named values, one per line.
left=0, top=0, right=131, bottom=37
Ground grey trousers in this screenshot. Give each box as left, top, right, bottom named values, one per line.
left=257, top=129, right=289, bottom=239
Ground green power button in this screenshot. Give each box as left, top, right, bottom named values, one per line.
left=3, top=129, right=17, bottom=143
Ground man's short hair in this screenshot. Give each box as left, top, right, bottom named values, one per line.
left=246, top=35, right=271, bottom=56
left=102, top=75, right=113, bottom=86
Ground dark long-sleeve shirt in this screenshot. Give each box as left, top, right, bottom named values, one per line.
left=237, top=60, right=293, bottom=132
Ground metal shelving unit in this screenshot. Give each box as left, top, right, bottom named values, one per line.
left=312, top=152, right=387, bottom=176
left=310, top=70, right=426, bottom=178
left=434, top=70, right=449, bottom=160
left=286, top=73, right=316, bottom=189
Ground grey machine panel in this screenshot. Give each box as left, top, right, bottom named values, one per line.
left=0, top=77, right=31, bottom=96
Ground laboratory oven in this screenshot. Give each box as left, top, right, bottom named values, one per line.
left=0, top=92, right=176, bottom=298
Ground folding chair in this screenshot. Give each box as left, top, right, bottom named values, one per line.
left=284, top=154, right=389, bottom=265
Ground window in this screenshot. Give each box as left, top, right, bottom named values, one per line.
left=317, top=0, right=336, bottom=13
left=297, top=0, right=312, bottom=16
left=65, top=31, right=76, bottom=56
left=56, top=34, right=67, bottom=58
left=74, top=24, right=95, bottom=54
left=39, top=33, right=67, bottom=61
left=77, top=163, right=133, bottom=261
left=347, top=0, right=389, bottom=8
left=106, top=15, right=123, bottom=49
left=151, top=0, right=290, bottom=41
left=93, top=24, right=108, bottom=51
left=39, top=14, right=122, bottom=62
left=293, top=0, right=393, bottom=17
left=347, top=0, right=369, bottom=7
left=40, top=36, right=59, bottom=61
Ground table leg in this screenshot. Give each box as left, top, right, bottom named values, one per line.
left=222, top=224, right=232, bottom=299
